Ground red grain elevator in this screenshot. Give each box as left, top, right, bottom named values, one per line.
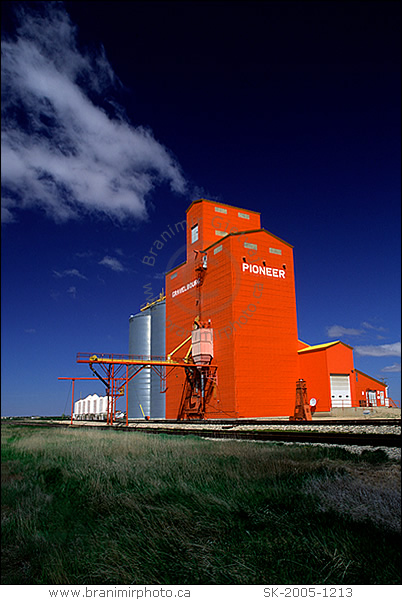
left=165, top=198, right=299, bottom=418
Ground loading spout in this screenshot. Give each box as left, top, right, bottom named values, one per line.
left=90, top=363, right=109, bottom=390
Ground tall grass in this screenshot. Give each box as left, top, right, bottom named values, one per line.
left=1, top=423, right=400, bottom=585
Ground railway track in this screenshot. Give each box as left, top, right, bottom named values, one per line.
left=83, top=418, right=401, bottom=427
left=7, top=418, right=400, bottom=427
left=125, top=426, right=401, bottom=447
left=5, top=419, right=401, bottom=448
left=130, top=418, right=401, bottom=427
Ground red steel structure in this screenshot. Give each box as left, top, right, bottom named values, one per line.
left=76, top=353, right=175, bottom=425
left=75, top=349, right=215, bottom=424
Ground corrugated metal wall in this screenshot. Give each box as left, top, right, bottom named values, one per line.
left=128, top=312, right=151, bottom=418
left=128, top=301, right=166, bottom=419
left=150, top=301, right=166, bottom=418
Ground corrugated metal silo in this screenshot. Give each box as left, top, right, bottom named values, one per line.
left=101, top=396, right=107, bottom=416
left=128, top=311, right=151, bottom=418
left=150, top=300, right=166, bottom=418
left=97, top=396, right=106, bottom=419
left=93, top=395, right=98, bottom=415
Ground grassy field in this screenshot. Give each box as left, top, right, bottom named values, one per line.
left=1, top=422, right=400, bottom=585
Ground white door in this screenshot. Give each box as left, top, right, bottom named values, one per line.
left=367, top=390, right=377, bottom=406
left=330, top=375, right=352, bottom=408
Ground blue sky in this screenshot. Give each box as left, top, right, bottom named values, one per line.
left=1, top=0, right=400, bottom=416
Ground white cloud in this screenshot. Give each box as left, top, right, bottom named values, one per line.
left=1, top=195, right=18, bottom=223
left=75, top=251, right=94, bottom=259
left=381, top=363, right=401, bottom=373
left=354, top=342, right=401, bottom=357
left=327, top=325, right=362, bottom=338
left=361, top=321, right=386, bottom=332
left=327, top=322, right=389, bottom=339
left=24, top=328, right=36, bottom=334
left=53, top=268, right=87, bottom=279
left=67, top=286, right=77, bottom=298
left=1, top=3, right=186, bottom=225
left=99, top=256, right=125, bottom=272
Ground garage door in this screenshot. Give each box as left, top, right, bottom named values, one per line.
left=330, top=375, right=351, bottom=408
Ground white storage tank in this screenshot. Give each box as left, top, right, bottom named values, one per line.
left=91, top=394, right=97, bottom=416
left=73, top=394, right=110, bottom=420
left=99, top=395, right=108, bottom=419
left=73, top=399, right=79, bottom=419
left=87, top=395, right=93, bottom=416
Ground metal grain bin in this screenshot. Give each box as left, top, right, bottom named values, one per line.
left=150, top=300, right=166, bottom=418
left=88, top=394, right=95, bottom=416
left=128, top=311, right=151, bottom=418
left=98, top=396, right=107, bottom=419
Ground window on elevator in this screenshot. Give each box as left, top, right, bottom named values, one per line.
left=191, top=224, right=199, bottom=243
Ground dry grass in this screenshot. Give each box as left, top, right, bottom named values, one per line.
left=1, top=423, right=401, bottom=585
left=304, top=462, right=401, bottom=533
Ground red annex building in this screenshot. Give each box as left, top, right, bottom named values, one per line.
left=297, top=341, right=389, bottom=412
left=165, top=199, right=389, bottom=419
